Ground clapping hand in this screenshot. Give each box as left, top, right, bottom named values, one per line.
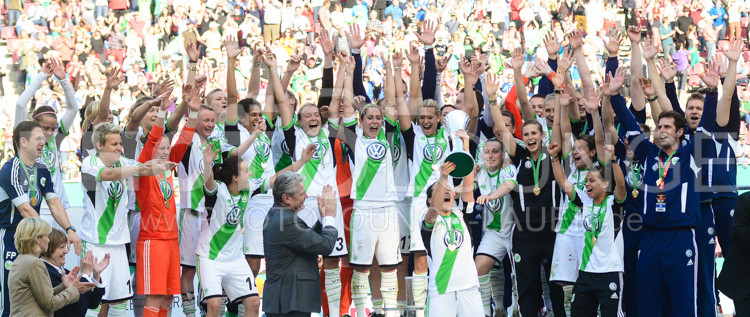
left=301, top=144, right=317, bottom=162
left=317, top=185, right=338, bottom=218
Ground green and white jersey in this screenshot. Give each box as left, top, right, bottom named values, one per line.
left=474, top=139, right=525, bottom=167
left=178, top=134, right=235, bottom=212
left=272, top=116, right=295, bottom=172
left=422, top=208, right=479, bottom=295
left=343, top=117, right=398, bottom=206
left=580, top=195, right=624, bottom=273
left=392, top=123, right=410, bottom=201
left=475, top=165, right=517, bottom=237
left=211, top=122, right=228, bottom=143
left=555, top=166, right=591, bottom=237
left=198, top=181, right=262, bottom=261
left=227, top=117, right=275, bottom=194
left=282, top=120, right=339, bottom=196
left=123, top=126, right=145, bottom=212
left=80, top=155, right=139, bottom=245
left=404, top=125, right=450, bottom=198
left=38, top=127, right=71, bottom=215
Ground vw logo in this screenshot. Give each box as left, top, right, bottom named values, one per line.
left=41, top=149, right=57, bottom=166
left=583, top=214, right=601, bottom=232
left=198, top=159, right=205, bottom=174
left=29, top=187, right=41, bottom=206
left=486, top=199, right=502, bottom=213
left=312, top=142, right=328, bottom=160
left=227, top=206, right=242, bottom=226
left=366, top=142, right=387, bottom=161
left=281, top=140, right=291, bottom=155
left=159, top=179, right=173, bottom=200
left=422, top=144, right=443, bottom=163
left=443, top=229, right=464, bottom=248
left=108, top=181, right=124, bottom=200
left=254, top=140, right=271, bottom=158
left=392, top=144, right=401, bottom=162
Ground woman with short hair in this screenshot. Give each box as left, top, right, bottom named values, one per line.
left=8, top=218, right=95, bottom=317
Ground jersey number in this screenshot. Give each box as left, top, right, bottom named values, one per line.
left=246, top=277, right=255, bottom=290
left=400, top=236, right=408, bottom=250
left=335, top=237, right=344, bottom=252
left=127, top=280, right=132, bottom=294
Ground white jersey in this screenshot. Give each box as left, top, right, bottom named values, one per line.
left=124, top=126, right=145, bottom=212
left=392, top=121, right=410, bottom=201
left=555, top=166, right=591, bottom=236
left=344, top=117, right=398, bottom=206
left=475, top=165, right=517, bottom=237
left=197, top=181, right=261, bottom=261
left=233, top=121, right=275, bottom=193
left=283, top=123, right=338, bottom=196
left=177, top=135, right=235, bottom=212
left=424, top=208, right=479, bottom=295
left=80, top=155, right=139, bottom=245
left=580, top=195, right=624, bottom=273
left=272, top=116, right=295, bottom=172
left=38, top=131, right=70, bottom=215
left=407, top=125, right=451, bottom=198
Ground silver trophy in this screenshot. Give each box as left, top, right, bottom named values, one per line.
left=443, top=110, right=474, bottom=178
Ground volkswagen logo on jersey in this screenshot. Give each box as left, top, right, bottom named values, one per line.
left=312, top=142, right=328, bottom=160
left=29, top=186, right=41, bottom=207
left=625, top=164, right=643, bottom=187
left=159, top=179, right=173, bottom=200
left=108, top=181, right=124, bottom=200
left=443, top=228, right=464, bottom=250
left=583, top=213, right=601, bottom=232
left=41, top=149, right=57, bottom=168
left=254, top=140, right=271, bottom=158
left=486, top=199, right=502, bottom=214
left=366, top=142, right=387, bottom=161
left=227, top=206, right=242, bottom=226
left=281, top=140, right=291, bottom=155
left=423, top=144, right=444, bottom=163
left=392, top=143, right=401, bottom=162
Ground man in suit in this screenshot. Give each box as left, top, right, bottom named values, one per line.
left=262, top=172, right=338, bottom=317
left=717, top=192, right=750, bottom=316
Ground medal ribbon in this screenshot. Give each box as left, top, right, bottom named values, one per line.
left=158, top=170, right=172, bottom=208
left=530, top=153, right=543, bottom=192
left=43, top=138, right=57, bottom=176
left=658, top=150, right=677, bottom=191
left=21, top=160, right=38, bottom=206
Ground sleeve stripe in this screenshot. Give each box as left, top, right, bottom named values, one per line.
left=11, top=160, right=25, bottom=197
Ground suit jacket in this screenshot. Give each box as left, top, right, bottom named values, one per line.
left=717, top=195, right=750, bottom=301
left=44, top=262, right=105, bottom=317
left=262, top=204, right=337, bottom=314
left=7, top=254, right=80, bottom=317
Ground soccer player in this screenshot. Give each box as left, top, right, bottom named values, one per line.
left=0, top=121, right=82, bottom=317
left=14, top=58, right=78, bottom=231
left=80, top=115, right=173, bottom=316
left=80, top=66, right=124, bottom=158
left=421, top=159, right=482, bottom=317
left=136, top=86, right=201, bottom=317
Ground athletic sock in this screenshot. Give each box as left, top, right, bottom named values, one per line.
left=352, top=270, right=370, bottom=317
left=479, top=274, right=492, bottom=316
left=490, top=267, right=505, bottom=314
left=158, top=307, right=168, bottom=317
left=372, top=297, right=384, bottom=314
left=325, top=268, right=342, bottom=317
left=563, top=284, right=574, bottom=317
left=182, top=292, right=196, bottom=317
left=412, top=272, right=428, bottom=317
left=340, top=266, right=354, bottom=315
left=85, top=305, right=101, bottom=317
left=132, top=294, right=146, bottom=317
left=380, top=270, right=398, bottom=317
left=108, top=302, right=127, bottom=317
left=143, top=306, right=160, bottom=317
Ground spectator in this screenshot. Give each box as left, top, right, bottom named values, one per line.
left=728, top=0, right=742, bottom=42
left=8, top=218, right=94, bottom=317
left=709, top=0, right=727, bottom=40
left=263, top=0, right=283, bottom=43
left=673, top=42, right=690, bottom=92
left=6, top=0, right=23, bottom=29
left=384, top=0, right=404, bottom=28
left=703, top=16, right=722, bottom=62
left=675, top=8, right=694, bottom=48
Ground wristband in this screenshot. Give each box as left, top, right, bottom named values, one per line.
left=188, top=110, right=199, bottom=119
left=488, top=98, right=497, bottom=104
left=394, top=66, right=402, bottom=71
left=647, top=96, right=658, bottom=102
left=423, top=44, right=434, bottom=50
left=547, top=71, right=557, bottom=80
left=351, top=48, right=361, bottom=54
left=546, top=68, right=553, bottom=76
left=553, top=89, right=562, bottom=94
left=705, top=87, right=718, bottom=93
left=189, top=60, right=198, bottom=64
left=157, top=109, right=167, bottom=118
left=551, top=155, right=559, bottom=162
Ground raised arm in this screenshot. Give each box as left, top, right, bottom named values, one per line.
left=511, top=47, right=535, bottom=121
left=417, top=20, right=437, bottom=101
left=486, top=73, right=517, bottom=158
left=125, top=97, right=161, bottom=136
left=202, top=143, right=219, bottom=193
left=611, top=153, right=627, bottom=202
left=47, top=58, right=80, bottom=133
left=718, top=40, right=742, bottom=128
left=584, top=87, right=607, bottom=164
left=266, top=51, right=292, bottom=128
left=570, top=29, right=599, bottom=100
left=317, top=29, right=336, bottom=108
left=405, top=45, right=423, bottom=123
left=225, top=36, right=245, bottom=125
left=328, top=51, right=351, bottom=123
left=246, top=45, right=264, bottom=99
left=281, top=55, right=302, bottom=92
left=382, top=54, right=397, bottom=122
left=96, top=66, right=125, bottom=127
left=627, top=26, right=647, bottom=112
left=15, top=67, right=51, bottom=127
left=394, top=52, right=411, bottom=131
left=639, top=77, right=663, bottom=121
left=642, top=37, right=674, bottom=110
left=548, top=141, right=575, bottom=198
left=348, top=24, right=370, bottom=103
left=460, top=56, right=480, bottom=133
left=342, top=56, right=356, bottom=119
left=424, top=162, right=456, bottom=225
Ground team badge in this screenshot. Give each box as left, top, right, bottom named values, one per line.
left=227, top=206, right=242, bottom=226
left=42, top=149, right=57, bottom=167
left=423, top=144, right=444, bottom=163
left=730, top=209, right=735, bottom=217
left=159, top=179, right=173, bottom=200
left=686, top=249, right=693, bottom=258
left=40, top=177, right=46, bottom=187
left=652, top=162, right=659, bottom=171
left=583, top=214, right=601, bottom=232
left=312, top=142, right=328, bottom=160
left=486, top=199, right=502, bottom=213
left=254, top=140, right=271, bottom=159
left=514, top=254, right=521, bottom=263
left=392, top=144, right=401, bottom=162
left=609, top=282, right=617, bottom=291
left=671, top=157, right=679, bottom=164
left=366, top=142, right=387, bottom=161
left=524, top=161, right=532, bottom=169
left=707, top=227, right=714, bottom=235
left=4, top=261, right=12, bottom=270
left=281, top=140, right=291, bottom=155
left=108, top=181, right=124, bottom=200
left=443, top=229, right=464, bottom=252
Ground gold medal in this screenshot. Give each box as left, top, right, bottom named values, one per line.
left=592, top=236, right=597, bottom=246
left=632, top=189, right=638, bottom=198
left=432, top=164, right=439, bottom=171
left=241, top=228, right=245, bottom=234
left=656, top=178, right=662, bottom=187
left=447, top=243, right=456, bottom=252
left=30, top=197, right=36, bottom=206
left=533, top=186, right=540, bottom=196
left=261, top=162, right=268, bottom=169
left=165, top=201, right=169, bottom=209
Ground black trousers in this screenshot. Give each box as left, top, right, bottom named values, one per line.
left=571, top=271, right=623, bottom=317
left=512, top=227, right=565, bottom=317
left=266, top=311, right=311, bottom=317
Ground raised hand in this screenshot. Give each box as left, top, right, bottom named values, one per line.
left=639, top=77, right=655, bottom=98
left=459, top=56, right=474, bottom=78
left=106, top=66, right=125, bottom=90
left=557, top=47, right=574, bottom=73
left=569, top=29, right=584, bottom=51
left=511, top=46, right=524, bottom=71
left=601, top=76, right=612, bottom=96
left=436, top=56, right=448, bottom=72
left=50, top=58, right=66, bottom=79
left=92, top=253, right=110, bottom=278
left=263, top=50, right=277, bottom=68
left=348, top=24, right=365, bottom=50
left=317, top=184, right=338, bottom=218
left=627, top=25, right=641, bottom=43
left=656, top=58, right=677, bottom=82
left=186, top=40, right=201, bottom=62
left=224, top=36, right=244, bottom=59
left=544, top=30, right=561, bottom=58
left=159, top=90, right=175, bottom=111
left=485, top=73, right=501, bottom=98
left=80, top=250, right=94, bottom=276
left=194, top=74, right=208, bottom=88
left=584, top=87, right=599, bottom=114
left=533, top=57, right=552, bottom=76
left=417, top=20, right=436, bottom=46
left=154, top=78, right=175, bottom=97
left=560, top=84, right=572, bottom=106
left=41, top=61, right=53, bottom=76
left=203, top=143, right=218, bottom=164
left=701, top=57, right=721, bottom=89
left=252, top=44, right=266, bottom=63
left=287, top=55, right=303, bottom=73
left=320, top=28, right=335, bottom=56
left=605, top=29, right=623, bottom=56
left=353, top=95, right=367, bottom=109
left=406, top=43, right=420, bottom=64
left=252, top=118, right=267, bottom=136
left=301, top=144, right=316, bottom=162
left=724, top=39, right=743, bottom=62
left=641, top=35, right=658, bottom=60
left=439, top=162, right=456, bottom=177
left=714, top=54, right=728, bottom=78
left=609, top=67, right=628, bottom=94
left=548, top=141, right=561, bottom=157
left=392, top=51, right=404, bottom=69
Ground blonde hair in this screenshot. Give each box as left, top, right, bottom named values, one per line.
left=419, top=99, right=440, bottom=115
left=92, top=122, right=122, bottom=147
left=204, top=88, right=225, bottom=107
left=14, top=218, right=52, bottom=255
left=82, top=101, right=101, bottom=132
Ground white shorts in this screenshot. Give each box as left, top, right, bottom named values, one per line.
left=549, top=233, right=584, bottom=284
left=196, top=256, right=258, bottom=303
left=349, top=204, right=402, bottom=266
left=428, top=286, right=484, bottom=317
left=296, top=196, right=347, bottom=257
left=128, top=211, right=140, bottom=264
left=409, top=196, right=429, bottom=252
left=82, top=241, right=133, bottom=302
left=476, top=230, right=511, bottom=264
left=179, top=209, right=202, bottom=267
left=396, top=199, right=411, bottom=254
left=243, top=195, right=274, bottom=257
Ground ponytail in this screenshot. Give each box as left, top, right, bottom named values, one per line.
left=212, top=155, right=240, bottom=185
